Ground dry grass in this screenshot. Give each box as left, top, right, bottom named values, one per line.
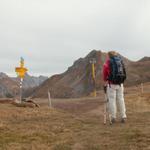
left=0, top=84, right=150, bottom=150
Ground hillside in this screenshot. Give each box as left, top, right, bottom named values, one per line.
left=0, top=73, right=19, bottom=98
left=13, top=73, right=48, bottom=88
left=31, top=50, right=150, bottom=98
left=0, top=73, right=48, bottom=98
left=31, top=50, right=107, bottom=98
left=126, top=58, right=150, bottom=86
left=0, top=83, right=149, bottom=150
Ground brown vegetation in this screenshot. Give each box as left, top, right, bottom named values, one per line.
left=0, top=83, right=149, bottom=150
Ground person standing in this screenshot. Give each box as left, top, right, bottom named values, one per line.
left=103, top=51, right=127, bottom=123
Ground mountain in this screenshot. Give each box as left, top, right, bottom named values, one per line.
left=31, top=50, right=150, bottom=98
left=13, top=74, right=48, bottom=88
left=126, top=57, right=150, bottom=85
left=139, top=56, right=150, bottom=62
left=0, top=73, right=19, bottom=98
left=0, top=73, right=48, bottom=98
left=31, top=50, right=106, bottom=98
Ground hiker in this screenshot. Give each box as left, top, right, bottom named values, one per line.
left=102, top=51, right=127, bottom=123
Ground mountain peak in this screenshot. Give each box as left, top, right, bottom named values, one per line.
left=0, top=72, right=8, bottom=79
left=139, top=56, right=150, bottom=62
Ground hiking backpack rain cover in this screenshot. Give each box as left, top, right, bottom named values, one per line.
left=108, top=56, right=126, bottom=84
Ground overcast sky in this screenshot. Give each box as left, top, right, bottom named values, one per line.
left=0, top=0, right=150, bottom=77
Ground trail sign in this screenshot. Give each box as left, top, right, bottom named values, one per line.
left=90, top=58, right=96, bottom=97
left=15, top=57, right=28, bottom=102
left=15, top=57, right=28, bottom=78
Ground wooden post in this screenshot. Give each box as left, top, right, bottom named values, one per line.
left=141, top=83, right=144, bottom=93
left=48, top=89, right=52, bottom=108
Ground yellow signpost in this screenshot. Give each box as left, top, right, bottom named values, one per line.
left=15, top=57, right=28, bottom=102
left=90, top=58, right=97, bottom=97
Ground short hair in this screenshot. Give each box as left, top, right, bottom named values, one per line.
left=108, top=51, right=118, bottom=58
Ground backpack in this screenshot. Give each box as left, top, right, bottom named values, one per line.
left=108, top=56, right=126, bottom=84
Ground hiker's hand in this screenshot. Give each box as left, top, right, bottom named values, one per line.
left=103, top=85, right=107, bottom=93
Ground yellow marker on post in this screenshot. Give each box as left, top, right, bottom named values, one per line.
left=92, top=63, right=96, bottom=79
left=90, top=58, right=97, bottom=97
left=15, top=57, right=28, bottom=102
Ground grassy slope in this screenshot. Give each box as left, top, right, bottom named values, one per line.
left=0, top=84, right=149, bottom=150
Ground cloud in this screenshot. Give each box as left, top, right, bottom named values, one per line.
left=0, top=0, right=150, bottom=76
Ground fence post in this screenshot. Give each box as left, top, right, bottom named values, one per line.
left=48, top=89, right=52, bottom=108
left=141, top=83, right=144, bottom=93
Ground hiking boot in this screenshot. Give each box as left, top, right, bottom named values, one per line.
left=110, top=118, right=116, bottom=124
left=121, top=118, right=126, bottom=123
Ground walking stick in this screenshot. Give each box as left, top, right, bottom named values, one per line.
left=103, top=86, right=112, bottom=125
left=103, top=93, right=107, bottom=125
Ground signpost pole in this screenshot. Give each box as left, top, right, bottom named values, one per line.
left=90, top=58, right=97, bottom=97
left=15, top=57, right=28, bottom=103
left=20, top=78, right=23, bottom=103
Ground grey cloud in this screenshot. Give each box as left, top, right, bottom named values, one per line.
left=0, top=0, right=150, bottom=76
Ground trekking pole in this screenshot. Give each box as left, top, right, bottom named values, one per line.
left=103, top=92, right=107, bottom=125
left=103, top=85, right=112, bottom=125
